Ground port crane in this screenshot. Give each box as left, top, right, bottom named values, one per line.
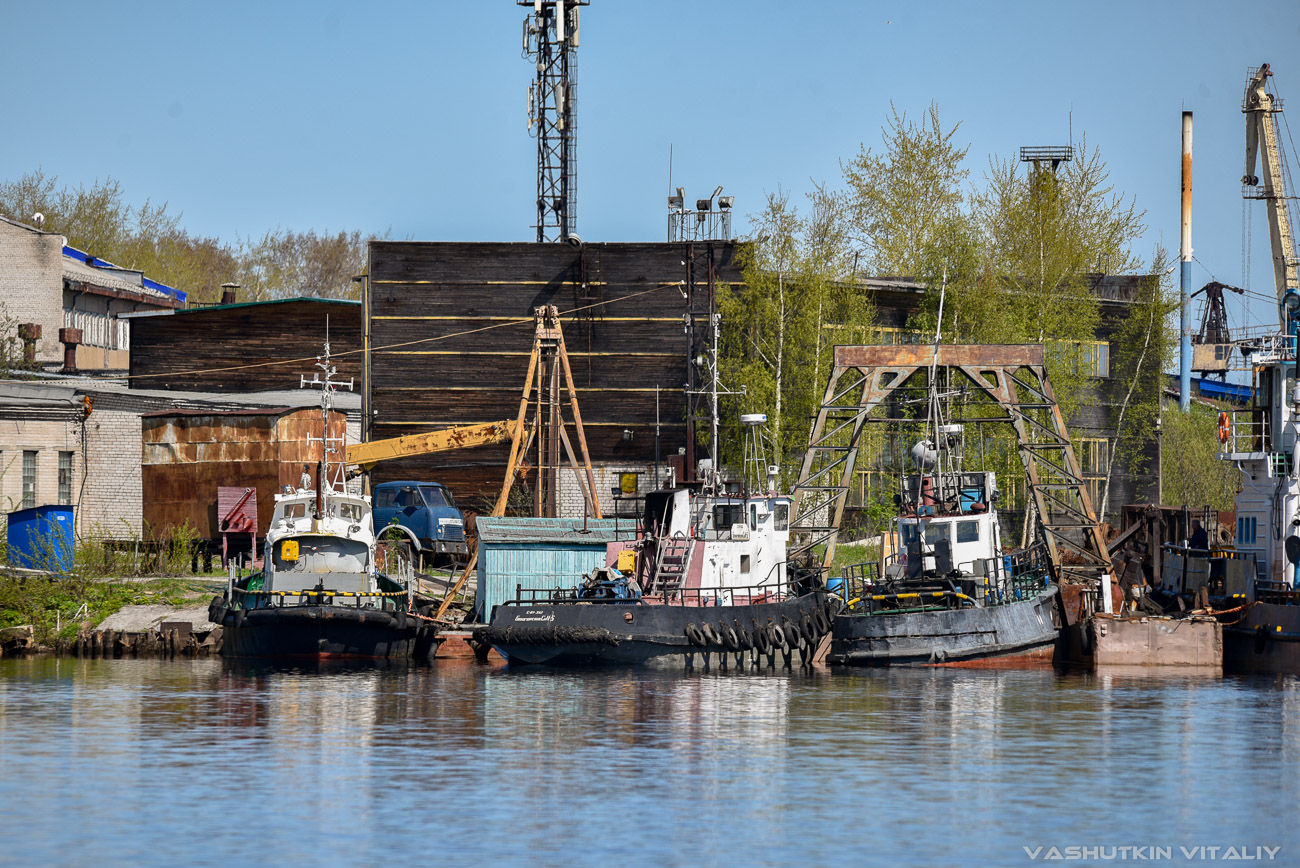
left=346, top=305, right=603, bottom=619
left=1243, top=63, right=1300, bottom=325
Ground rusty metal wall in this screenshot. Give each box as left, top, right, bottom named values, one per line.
left=141, top=407, right=346, bottom=539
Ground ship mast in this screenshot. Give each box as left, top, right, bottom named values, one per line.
left=301, top=322, right=354, bottom=520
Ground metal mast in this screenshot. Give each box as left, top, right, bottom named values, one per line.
left=522, top=1, right=586, bottom=243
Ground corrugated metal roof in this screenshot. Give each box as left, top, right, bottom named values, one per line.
left=476, top=517, right=629, bottom=545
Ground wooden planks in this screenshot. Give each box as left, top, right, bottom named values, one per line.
left=130, top=299, right=362, bottom=392
left=367, top=241, right=738, bottom=503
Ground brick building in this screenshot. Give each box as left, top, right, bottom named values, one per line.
left=0, top=379, right=359, bottom=540
left=0, top=215, right=185, bottom=373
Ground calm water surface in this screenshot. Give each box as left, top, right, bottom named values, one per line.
left=1, top=657, right=1297, bottom=867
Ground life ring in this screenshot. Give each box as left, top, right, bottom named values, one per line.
left=701, top=622, right=721, bottom=646
left=720, top=623, right=740, bottom=651
left=1218, top=412, right=1230, bottom=444
left=685, top=623, right=705, bottom=646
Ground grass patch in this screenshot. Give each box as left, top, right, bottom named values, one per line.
left=828, top=542, right=880, bottom=575
left=0, top=575, right=197, bottom=645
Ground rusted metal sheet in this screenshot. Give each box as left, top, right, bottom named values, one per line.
left=833, top=344, right=1045, bottom=368
left=141, top=407, right=346, bottom=539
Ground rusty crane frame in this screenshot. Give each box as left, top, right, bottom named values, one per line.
left=790, top=344, right=1110, bottom=586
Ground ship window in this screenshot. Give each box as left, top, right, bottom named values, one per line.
left=338, top=502, right=362, bottom=522
left=923, top=522, right=951, bottom=545
left=741, top=555, right=751, bottom=574
left=956, top=520, right=980, bottom=543
left=900, top=524, right=919, bottom=545
left=774, top=503, right=789, bottom=531
left=714, top=504, right=742, bottom=529
left=282, top=503, right=306, bottom=519
left=750, top=504, right=758, bottom=530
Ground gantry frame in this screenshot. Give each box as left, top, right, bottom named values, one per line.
left=790, top=344, right=1111, bottom=586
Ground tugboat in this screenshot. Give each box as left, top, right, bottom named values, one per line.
left=827, top=423, right=1060, bottom=666
left=473, top=416, right=833, bottom=667
left=211, top=341, right=420, bottom=660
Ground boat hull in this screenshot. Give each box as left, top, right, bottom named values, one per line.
left=476, top=592, right=832, bottom=667
left=1222, top=602, right=1300, bottom=674
left=827, top=587, right=1060, bottom=667
left=220, top=605, right=419, bottom=660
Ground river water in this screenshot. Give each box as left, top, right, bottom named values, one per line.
left=1, top=657, right=1296, bottom=867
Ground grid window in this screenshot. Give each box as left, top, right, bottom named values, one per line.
left=58, top=452, right=73, bottom=505
left=22, top=451, right=36, bottom=509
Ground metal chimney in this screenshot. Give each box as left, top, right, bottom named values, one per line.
left=1179, top=110, right=1193, bottom=412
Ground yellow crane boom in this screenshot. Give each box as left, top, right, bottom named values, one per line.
left=345, top=420, right=515, bottom=470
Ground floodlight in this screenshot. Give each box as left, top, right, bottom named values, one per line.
left=718, top=196, right=734, bottom=210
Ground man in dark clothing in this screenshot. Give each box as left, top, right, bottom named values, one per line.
left=1188, top=519, right=1209, bottom=552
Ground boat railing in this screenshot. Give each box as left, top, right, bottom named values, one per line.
left=1255, top=580, right=1300, bottom=606
left=837, top=543, right=1050, bottom=615
left=502, top=578, right=797, bottom=607
left=232, top=587, right=407, bottom=608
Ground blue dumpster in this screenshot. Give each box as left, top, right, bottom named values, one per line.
left=7, top=505, right=75, bottom=571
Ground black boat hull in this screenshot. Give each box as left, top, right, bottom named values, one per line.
left=1222, top=602, right=1300, bottom=674
left=477, top=592, right=832, bottom=666
left=827, top=587, right=1061, bottom=666
left=220, top=605, right=419, bottom=660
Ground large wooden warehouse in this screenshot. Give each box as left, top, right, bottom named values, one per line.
left=364, top=241, right=740, bottom=511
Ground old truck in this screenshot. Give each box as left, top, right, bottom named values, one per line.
left=372, top=480, right=468, bottom=566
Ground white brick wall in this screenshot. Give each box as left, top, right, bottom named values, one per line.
left=0, top=219, right=65, bottom=363
left=556, top=462, right=664, bottom=518
left=79, top=409, right=142, bottom=537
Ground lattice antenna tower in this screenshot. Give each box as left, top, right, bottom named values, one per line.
left=522, top=1, right=588, bottom=243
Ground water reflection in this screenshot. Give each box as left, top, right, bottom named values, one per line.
left=1, top=658, right=1297, bottom=866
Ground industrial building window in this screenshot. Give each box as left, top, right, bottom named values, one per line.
left=22, top=451, right=36, bottom=509
left=58, top=452, right=72, bottom=505
left=1238, top=516, right=1258, bottom=545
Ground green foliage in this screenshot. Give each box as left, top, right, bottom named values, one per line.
left=0, top=170, right=379, bottom=304
left=719, top=187, right=871, bottom=482
left=1098, top=250, right=1178, bottom=520
left=1161, top=402, right=1241, bottom=511
left=841, top=102, right=971, bottom=281
left=0, top=574, right=189, bottom=643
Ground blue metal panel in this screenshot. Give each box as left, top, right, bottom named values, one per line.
left=478, top=544, right=613, bottom=620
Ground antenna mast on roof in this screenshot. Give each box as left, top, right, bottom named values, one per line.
left=521, top=1, right=588, bottom=243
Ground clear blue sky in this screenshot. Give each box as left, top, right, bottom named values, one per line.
left=3, top=1, right=1299, bottom=333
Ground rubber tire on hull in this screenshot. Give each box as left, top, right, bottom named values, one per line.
left=685, top=623, right=706, bottom=646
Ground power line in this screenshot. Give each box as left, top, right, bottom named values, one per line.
left=124, top=281, right=685, bottom=382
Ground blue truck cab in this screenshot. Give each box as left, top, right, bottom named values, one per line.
left=372, top=480, right=468, bottom=565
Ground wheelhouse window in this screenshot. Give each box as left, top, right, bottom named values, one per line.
left=956, top=520, right=980, bottom=543
left=713, top=503, right=742, bottom=530
left=774, top=502, right=789, bottom=531
left=922, top=521, right=951, bottom=546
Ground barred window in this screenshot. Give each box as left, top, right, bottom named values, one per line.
left=58, top=452, right=73, bottom=505
left=22, top=450, right=36, bottom=509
